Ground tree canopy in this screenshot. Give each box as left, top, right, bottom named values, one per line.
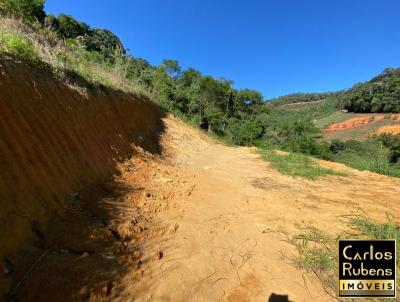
left=0, top=0, right=45, bottom=22
left=341, top=68, right=400, bottom=113
left=44, top=14, right=123, bottom=58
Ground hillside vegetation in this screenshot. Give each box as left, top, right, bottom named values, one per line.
left=0, top=1, right=267, bottom=145
left=265, top=97, right=400, bottom=176
left=341, top=68, right=400, bottom=113
left=269, top=68, right=400, bottom=115
left=268, top=92, right=341, bottom=106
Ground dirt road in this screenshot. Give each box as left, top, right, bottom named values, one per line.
left=4, top=115, right=400, bottom=302
left=112, top=117, right=400, bottom=302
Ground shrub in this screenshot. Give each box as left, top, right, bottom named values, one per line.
left=0, top=0, right=45, bottom=23
left=377, top=134, right=400, bottom=163
left=329, top=139, right=345, bottom=154
left=329, top=138, right=400, bottom=177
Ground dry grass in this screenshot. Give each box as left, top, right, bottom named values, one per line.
left=374, top=124, right=400, bottom=136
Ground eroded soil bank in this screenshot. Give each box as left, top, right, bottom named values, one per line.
left=0, top=58, right=169, bottom=299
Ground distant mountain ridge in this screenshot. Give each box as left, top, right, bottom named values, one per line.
left=269, top=68, right=400, bottom=114
left=268, top=92, right=342, bottom=106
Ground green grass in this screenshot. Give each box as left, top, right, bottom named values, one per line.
left=294, top=230, right=335, bottom=271
left=0, top=18, right=149, bottom=97
left=314, top=110, right=355, bottom=129
left=333, top=151, right=400, bottom=177
left=259, top=150, right=347, bottom=180
left=0, top=30, right=38, bottom=61
left=350, top=215, right=400, bottom=244
left=270, top=97, right=340, bottom=121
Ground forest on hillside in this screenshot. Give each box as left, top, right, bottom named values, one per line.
left=340, top=68, right=400, bottom=113
left=268, top=92, right=341, bottom=106
left=1, top=0, right=400, bottom=177
left=269, top=69, right=400, bottom=114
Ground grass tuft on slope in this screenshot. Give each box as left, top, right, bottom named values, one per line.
left=0, top=17, right=148, bottom=96
left=0, top=30, right=38, bottom=61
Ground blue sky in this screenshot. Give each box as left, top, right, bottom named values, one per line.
left=45, top=0, right=400, bottom=99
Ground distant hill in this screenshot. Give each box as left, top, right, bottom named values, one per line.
left=268, top=92, right=341, bottom=106
left=268, top=68, right=400, bottom=114
left=341, top=68, right=400, bottom=113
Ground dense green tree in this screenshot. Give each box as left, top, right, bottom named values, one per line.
left=84, top=29, right=123, bottom=55
left=125, top=56, right=151, bottom=79
left=203, top=107, right=224, bottom=132
left=150, top=67, right=177, bottom=110
left=161, top=59, right=181, bottom=78
left=179, top=68, right=201, bottom=87
left=44, top=13, right=58, bottom=29
left=176, top=68, right=202, bottom=115
left=0, top=0, right=45, bottom=22
left=227, top=119, right=263, bottom=145
left=56, top=14, right=89, bottom=38
left=44, top=14, right=123, bottom=58
left=234, top=89, right=264, bottom=115
left=342, top=68, right=400, bottom=113
left=330, top=139, right=346, bottom=154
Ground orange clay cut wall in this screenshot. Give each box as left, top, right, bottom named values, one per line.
left=324, top=114, right=400, bottom=132
left=0, top=58, right=165, bottom=260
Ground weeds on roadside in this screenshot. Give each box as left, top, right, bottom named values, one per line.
left=333, top=151, right=400, bottom=177
left=349, top=214, right=400, bottom=258
left=259, top=150, right=347, bottom=180
left=291, top=215, right=400, bottom=300
left=291, top=229, right=338, bottom=297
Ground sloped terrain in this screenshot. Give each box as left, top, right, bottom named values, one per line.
left=322, top=114, right=400, bottom=141
left=1, top=59, right=400, bottom=301
left=0, top=57, right=169, bottom=299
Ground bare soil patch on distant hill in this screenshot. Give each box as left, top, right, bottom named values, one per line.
left=322, top=114, right=400, bottom=141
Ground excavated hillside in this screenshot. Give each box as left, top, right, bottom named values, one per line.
left=0, top=57, right=167, bottom=255
left=0, top=57, right=172, bottom=300
left=1, top=58, right=400, bottom=302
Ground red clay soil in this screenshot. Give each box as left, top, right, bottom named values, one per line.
left=323, top=114, right=400, bottom=132
left=324, top=115, right=380, bottom=132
